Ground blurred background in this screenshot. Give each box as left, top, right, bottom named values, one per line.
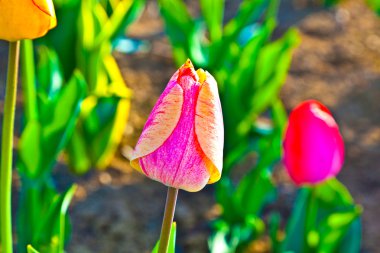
left=0, top=0, right=379, bottom=252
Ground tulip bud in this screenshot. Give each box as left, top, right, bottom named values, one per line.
left=131, top=60, right=224, bottom=192
left=0, top=0, right=56, bottom=41
left=283, top=100, right=344, bottom=185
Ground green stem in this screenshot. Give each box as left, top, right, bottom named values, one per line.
left=21, top=39, right=38, bottom=122
left=1, top=40, right=20, bottom=253
left=304, top=187, right=318, bottom=253
left=158, top=187, right=178, bottom=253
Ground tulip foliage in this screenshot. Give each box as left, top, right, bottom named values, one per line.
left=38, top=0, right=145, bottom=174
left=14, top=0, right=145, bottom=251
left=366, top=0, right=380, bottom=15
left=17, top=41, right=86, bottom=253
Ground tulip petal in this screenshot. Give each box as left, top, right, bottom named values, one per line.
left=139, top=77, right=211, bottom=192
left=195, top=72, right=224, bottom=183
left=0, top=0, right=56, bottom=41
left=33, top=0, right=57, bottom=28
left=283, top=100, right=344, bottom=185
left=130, top=82, right=184, bottom=172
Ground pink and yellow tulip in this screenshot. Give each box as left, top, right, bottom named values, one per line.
left=131, top=60, right=224, bottom=192
left=283, top=100, right=344, bottom=185
left=0, top=0, right=56, bottom=41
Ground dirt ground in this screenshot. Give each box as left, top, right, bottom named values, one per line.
left=0, top=0, right=379, bottom=252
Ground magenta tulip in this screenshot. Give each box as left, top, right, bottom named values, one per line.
left=130, top=60, right=224, bottom=192
left=283, top=100, right=344, bottom=185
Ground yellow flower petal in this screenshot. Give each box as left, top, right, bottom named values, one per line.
left=0, top=0, right=56, bottom=41
left=195, top=72, right=224, bottom=184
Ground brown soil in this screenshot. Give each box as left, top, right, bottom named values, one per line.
left=0, top=0, right=379, bottom=252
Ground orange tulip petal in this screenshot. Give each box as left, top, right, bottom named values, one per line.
left=0, top=0, right=56, bottom=41
left=195, top=72, right=224, bottom=183
left=32, top=0, right=57, bottom=28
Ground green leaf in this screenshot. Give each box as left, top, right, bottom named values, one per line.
left=33, top=185, right=77, bottom=253
left=27, top=245, right=40, bottom=253
left=322, top=0, right=341, bottom=7
left=78, top=0, right=97, bottom=50
left=18, top=121, right=42, bottom=178
left=314, top=178, right=354, bottom=208
left=337, top=217, right=361, bottom=253
left=281, top=188, right=309, bottom=252
left=249, top=28, right=300, bottom=115
left=17, top=181, right=75, bottom=253
left=110, top=0, right=146, bottom=41
left=216, top=178, right=237, bottom=223
left=282, top=181, right=362, bottom=253
left=209, top=217, right=265, bottom=253
left=36, top=46, right=64, bottom=99
left=67, top=94, right=130, bottom=173
left=269, top=212, right=281, bottom=253
left=227, top=19, right=276, bottom=113
left=158, top=0, right=206, bottom=66
left=265, top=0, right=280, bottom=21
left=223, top=139, right=250, bottom=174
left=200, top=0, right=224, bottom=42
left=318, top=207, right=362, bottom=253
left=367, top=0, right=380, bottom=15
left=65, top=124, right=92, bottom=174
left=40, top=71, right=86, bottom=174
left=208, top=229, right=229, bottom=253
left=271, top=99, right=287, bottom=136
left=18, top=69, right=86, bottom=179
left=53, top=0, right=80, bottom=8
left=42, top=70, right=86, bottom=143
left=41, top=0, right=81, bottom=78
left=235, top=169, right=275, bottom=216
left=91, top=0, right=136, bottom=49
left=223, top=0, right=267, bottom=42
left=152, top=222, right=177, bottom=253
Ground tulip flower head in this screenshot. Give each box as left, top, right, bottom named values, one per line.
left=131, top=60, right=224, bottom=192
left=283, top=100, right=344, bottom=186
left=0, top=0, right=56, bottom=41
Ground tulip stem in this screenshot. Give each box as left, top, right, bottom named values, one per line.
left=158, top=187, right=178, bottom=253
left=1, top=41, right=20, bottom=253
left=21, top=39, right=38, bottom=122
left=304, top=187, right=318, bottom=253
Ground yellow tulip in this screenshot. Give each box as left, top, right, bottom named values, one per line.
left=0, top=0, right=57, bottom=41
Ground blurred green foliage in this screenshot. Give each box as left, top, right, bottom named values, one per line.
left=40, top=0, right=145, bottom=174
left=367, top=0, right=380, bottom=15
left=17, top=41, right=86, bottom=253
left=27, top=245, right=40, bottom=253
left=15, top=1, right=145, bottom=252
left=280, top=179, right=362, bottom=253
